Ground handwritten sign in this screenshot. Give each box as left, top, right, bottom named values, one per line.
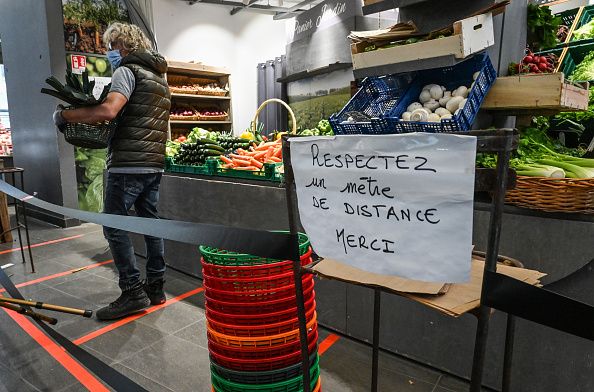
left=290, top=133, right=477, bottom=283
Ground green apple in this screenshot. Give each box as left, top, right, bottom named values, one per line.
left=95, top=58, right=107, bottom=73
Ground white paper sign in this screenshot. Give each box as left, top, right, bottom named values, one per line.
left=290, top=133, right=477, bottom=283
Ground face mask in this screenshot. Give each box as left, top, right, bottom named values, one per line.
left=107, top=49, right=122, bottom=68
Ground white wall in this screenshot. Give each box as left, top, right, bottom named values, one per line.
left=152, top=0, right=289, bottom=134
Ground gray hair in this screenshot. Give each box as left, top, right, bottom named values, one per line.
left=103, top=23, right=152, bottom=52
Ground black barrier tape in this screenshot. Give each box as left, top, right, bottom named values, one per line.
left=483, top=270, right=594, bottom=341
left=0, top=180, right=300, bottom=261
left=0, top=266, right=149, bottom=392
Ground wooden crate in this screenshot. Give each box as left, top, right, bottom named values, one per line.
left=481, top=73, right=589, bottom=111
left=351, top=12, right=494, bottom=71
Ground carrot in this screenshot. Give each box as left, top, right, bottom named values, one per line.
left=250, top=158, right=263, bottom=169
left=220, top=155, right=233, bottom=164
left=273, top=148, right=282, bottom=158
left=254, top=151, right=267, bottom=160
left=265, top=146, right=275, bottom=160
left=268, top=156, right=282, bottom=162
left=233, top=158, right=252, bottom=167
left=221, top=163, right=232, bottom=168
left=254, top=143, right=273, bottom=151
left=249, top=146, right=256, bottom=152
left=229, top=153, right=245, bottom=160
left=237, top=148, right=248, bottom=155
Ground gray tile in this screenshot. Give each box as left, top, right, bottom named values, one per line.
left=0, top=361, right=42, bottom=392
left=173, top=319, right=209, bottom=350
left=78, top=320, right=166, bottom=362
left=136, top=300, right=206, bottom=335
left=107, top=362, right=176, bottom=392
left=117, top=334, right=212, bottom=392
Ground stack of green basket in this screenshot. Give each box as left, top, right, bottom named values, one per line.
left=200, top=232, right=321, bottom=392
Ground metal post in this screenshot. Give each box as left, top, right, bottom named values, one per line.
left=371, top=289, right=381, bottom=392
left=502, top=314, right=516, bottom=392
left=470, top=129, right=514, bottom=392
left=18, top=171, right=35, bottom=272
left=281, top=135, right=311, bottom=392
left=12, top=172, right=26, bottom=267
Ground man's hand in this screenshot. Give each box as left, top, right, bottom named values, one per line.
left=53, top=104, right=67, bottom=127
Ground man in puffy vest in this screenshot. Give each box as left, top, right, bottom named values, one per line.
left=54, top=23, right=171, bottom=320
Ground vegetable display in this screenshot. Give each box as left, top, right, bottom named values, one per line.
left=508, top=50, right=556, bottom=75
left=173, top=139, right=224, bottom=166
left=526, top=4, right=563, bottom=51
left=219, top=139, right=283, bottom=170
left=477, top=125, right=593, bottom=179
left=395, top=76, right=479, bottom=123
left=298, top=119, right=334, bottom=136
left=569, top=51, right=594, bottom=81
left=571, top=19, right=594, bottom=41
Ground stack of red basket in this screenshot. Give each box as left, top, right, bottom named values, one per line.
left=201, top=233, right=321, bottom=392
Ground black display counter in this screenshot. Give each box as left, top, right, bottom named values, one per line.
left=131, top=172, right=593, bottom=392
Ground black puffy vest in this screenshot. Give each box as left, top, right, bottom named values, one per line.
left=107, top=49, right=171, bottom=169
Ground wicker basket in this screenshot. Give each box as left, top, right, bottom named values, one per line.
left=192, top=102, right=228, bottom=121
left=189, top=77, right=228, bottom=96
left=505, top=176, right=594, bottom=214
left=60, top=120, right=117, bottom=149
left=167, top=74, right=198, bottom=94
left=170, top=102, right=199, bottom=121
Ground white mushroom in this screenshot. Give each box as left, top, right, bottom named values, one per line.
left=428, top=113, right=441, bottom=123
left=423, top=98, right=440, bottom=112
left=440, top=113, right=453, bottom=120
left=435, top=107, right=451, bottom=117
left=429, top=85, right=444, bottom=100
left=458, top=98, right=468, bottom=110
left=446, top=96, right=464, bottom=113
left=439, top=93, right=452, bottom=107
left=454, top=108, right=461, bottom=116
left=407, top=102, right=423, bottom=113
left=401, top=111, right=412, bottom=121
left=419, top=90, right=432, bottom=104
left=411, top=108, right=430, bottom=122
left=422, top=83, right=440, bottom=91
left=473, top=71, right=480, bottom=81
left=453, top=85, right=469, bottom=98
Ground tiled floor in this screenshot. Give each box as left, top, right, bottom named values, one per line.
left=0, top=211, right=493, bottom=392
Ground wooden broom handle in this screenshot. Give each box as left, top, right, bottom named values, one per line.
left=0, top=296, right=92, bottom=318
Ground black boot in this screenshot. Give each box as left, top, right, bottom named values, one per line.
left=96, top=284, right=150, bottom=320
left=143, top=279, right=166, bottom=305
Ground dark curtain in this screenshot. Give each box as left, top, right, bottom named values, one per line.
left=123, top=0, right=158, bottom=51
left=257, top=55, right=288, bottom=137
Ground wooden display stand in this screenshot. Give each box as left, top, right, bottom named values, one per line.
left=166, top=61, right=233, bottom=138
left=481, top=73, right=589, bottom=112
left=351, top=13, right=495, bottom=72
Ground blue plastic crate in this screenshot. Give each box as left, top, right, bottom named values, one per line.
left=384, top=53, right=497, bottom=133
left=329, top=72, right=416, bottom=135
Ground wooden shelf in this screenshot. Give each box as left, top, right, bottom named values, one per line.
left=170, top=120, right=232, bottom=125
left=166, top=60, right=233, bottom=137
left=171, top=93, right=230, bottom=100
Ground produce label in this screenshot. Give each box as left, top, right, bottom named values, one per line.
left=71, top=55, right=86, bottom=75
left=290, top=133, right=477, bottom=283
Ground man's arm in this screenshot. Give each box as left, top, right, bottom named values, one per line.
left=61, top=91, right=127, bottom=124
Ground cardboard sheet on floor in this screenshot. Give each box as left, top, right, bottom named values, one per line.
left=310, top=256, right=545, bottom=317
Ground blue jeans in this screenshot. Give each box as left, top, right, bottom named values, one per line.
left=103, top=172, right=165, bottom=291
